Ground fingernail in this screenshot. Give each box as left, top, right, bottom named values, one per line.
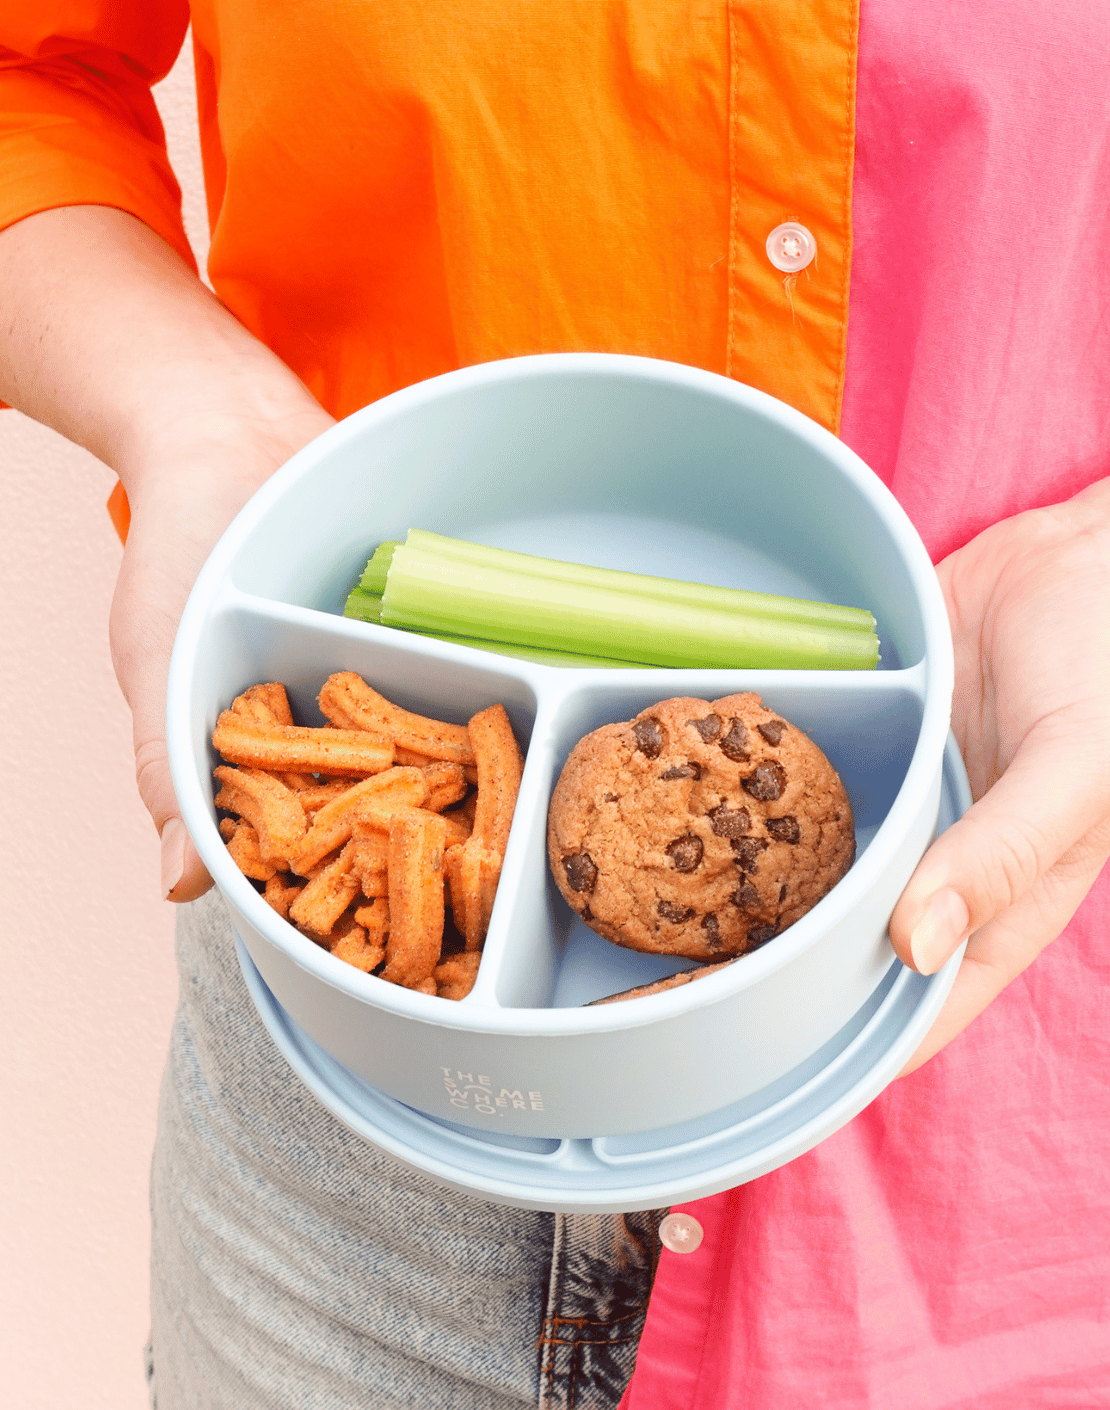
left=161, top=818, right=187, bottom=898
left=909, top=887, right=970, bottom=974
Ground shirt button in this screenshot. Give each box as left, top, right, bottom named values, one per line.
left=658, top=1212, right=704, bottom=1254
left=766, top=221, right=816, bottom=273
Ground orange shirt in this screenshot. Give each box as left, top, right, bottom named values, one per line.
left=0, top=0, right=855, bottom=434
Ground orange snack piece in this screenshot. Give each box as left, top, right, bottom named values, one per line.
left=294, top=779, right=361, bottom=814
left=232, top=681, right=295, bottom=727
left=433, top=951, right=482, bottom=1001
left=441, top=703, right=525, bottom=950
left=421, top=761, right=469, bottom=812
left=354, top=869, right=388, bottom=899
left=288, top=842, right=363, bottom=935
left=212, top=710, right=394, bottom=776
left=330, top=927, right=386, bottom=974
left=381, top=808, right=448, bottom=989
left=263, top=874, right=304, bottom=919
left=445, top=840, right=504, bottom=951
left=213, top=765, right=307, bottom=870
left=292, top=767, right=427, bottom=875
left=441, top=810, right=474, bottom=848
left=348, top=826, right=390, bottom=897
left=318, top=672, right=476, bottom=768
left=230, top=684, right=317, bottom=791
left=353, top=897, right=390, bottom=944
left=219, top=818, right=276, bottom=881
left=468, top=704, right=524, bottom=857
left=395, top=745, right=479, bottom=787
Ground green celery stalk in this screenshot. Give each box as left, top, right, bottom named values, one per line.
left=402, top=529, right=876, bottom=632
left=343, top=588, right=648, bottom=663
left=370, top=531, right=879, bottom=670
left=343, top=541, right=401, bottom=622
left=343, top=587, right=384, bottom=623
left=359, top=541, right=400, bottom=594
left=408, top=629, right=649, bottom=668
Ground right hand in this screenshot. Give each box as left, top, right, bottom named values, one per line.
left=111, top=400, right=335, bottom=902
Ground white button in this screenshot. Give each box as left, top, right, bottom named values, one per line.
left=658, top=1212, right=704, bottom=1254
left=766, top=221, right=816, bottom=273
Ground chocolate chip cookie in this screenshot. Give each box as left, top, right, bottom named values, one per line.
left=547, top=694, right=855, bottom=961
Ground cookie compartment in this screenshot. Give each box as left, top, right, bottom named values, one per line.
left=483, top=664, right=930, bottom=1010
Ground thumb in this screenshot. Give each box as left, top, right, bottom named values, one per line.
left=113, top=542, right=213, bottom=903
left=134, top=734, right=213, bottom=902
left=889, top=717, right=1108, bottom=974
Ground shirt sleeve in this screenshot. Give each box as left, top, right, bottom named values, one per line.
left=0, top=4, right=195, bottom=269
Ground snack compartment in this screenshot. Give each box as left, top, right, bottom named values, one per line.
left=203, top=591, right=540, bottom=739
left=179, top=588, right=544, bottom=992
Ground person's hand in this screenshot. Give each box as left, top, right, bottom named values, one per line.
left=0, top=206, right=337, bottom=904
left=889, top=478, right=1110, bottom=1074
left=111, top=400, right=335, bottom=904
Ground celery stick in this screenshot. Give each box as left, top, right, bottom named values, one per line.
left=342, top=542, right=400, bottom=622
left=409, top=629, right=649, bottom=668
left=343, top=586, right=383, bottom=623
left=359, top=541, right=400, bottom=595
left=404, top=529, right=876, bottom=633
left=377, top=532, right=879, bottom=670
left=341, top=595, right=645, bottom=662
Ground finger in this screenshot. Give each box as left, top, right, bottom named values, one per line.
left=159, top=818, right=213, bottom=903
left=898, top=833, right=1110, bottom=1075
left=890, top=710, right=1110, bottom=975
left=111, top=498, right=217, bottom=902
left=135, top=737, right=214, bottom=902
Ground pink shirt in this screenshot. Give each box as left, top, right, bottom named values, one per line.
left=626, top=1, right=1110, bottom=1403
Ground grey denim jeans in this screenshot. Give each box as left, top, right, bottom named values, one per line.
left=147, top=891, right=663, bottom=1408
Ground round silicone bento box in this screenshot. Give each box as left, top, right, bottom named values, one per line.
left=168, top=352, right=956, bottom=1146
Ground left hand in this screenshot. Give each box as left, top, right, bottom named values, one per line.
left=889, top=477, right=1110, bottom=1075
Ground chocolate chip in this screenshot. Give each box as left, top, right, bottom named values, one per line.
left=742, top=761, right=787, bottom=801
left=701, top=913, right=721, bottom=947
left=709, top=803, right=751, bottom=838
left=666, top=834, right=704, bottom=872
left=733, top=880, right=761, bottom=911
left=603, top=792, right=620, bottom=803
left=657, top=899, right=696, bottom=924
left=765, top=814, right=801, bottom=843
left=757, top=719, right=786, bottom=746
left=732, top=836, right=768, bottom=873
left=778, top=884, right=788, bottom=903
left=661, top=761, right=702, bottom=780
left=718, top=718, right=750, bottom=762
left=632, top=717, right=665, bottom=758
left=691, top=713, right=722, bottom=743
left=582, top=904, right=593, bottom=922
left=747, top=922, right=778, bottom=949
left=563, top=851, right=598, bottom=894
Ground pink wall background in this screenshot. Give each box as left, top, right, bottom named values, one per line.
left=0, top=42, right=208, bottom=1410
